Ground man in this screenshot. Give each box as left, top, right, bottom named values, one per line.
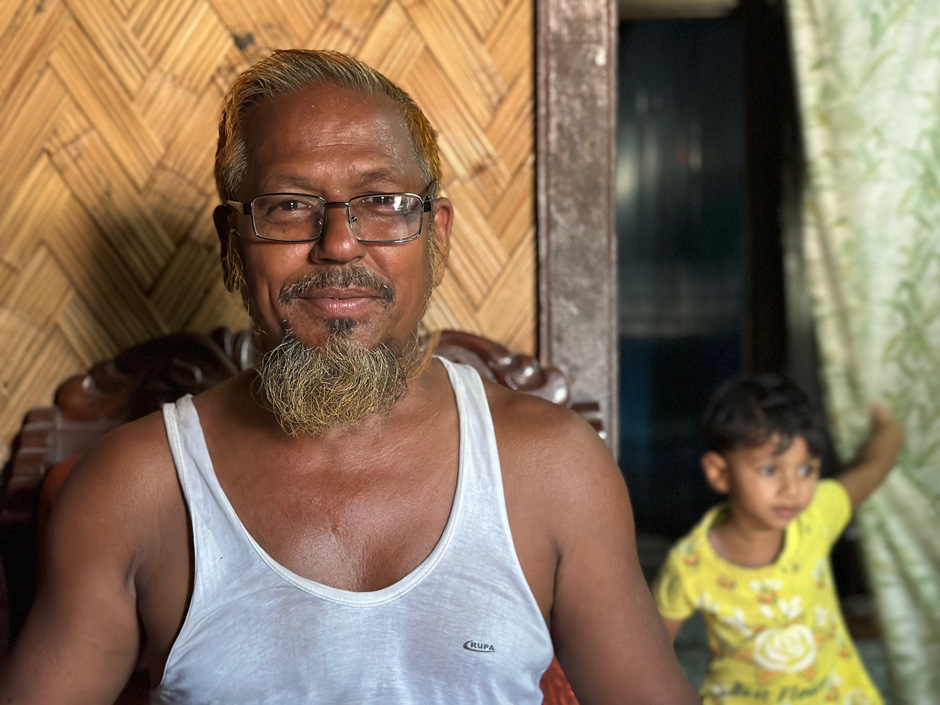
left=0, top=50, right=697, bottom=703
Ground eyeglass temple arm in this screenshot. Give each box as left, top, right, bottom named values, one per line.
left=225, top=200, right=252, bottom=216
left=422, top=181, right=439, bottom=211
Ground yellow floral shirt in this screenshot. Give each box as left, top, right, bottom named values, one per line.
left=653, top=480, right=882, bottom=705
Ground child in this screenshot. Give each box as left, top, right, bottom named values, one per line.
left=652, top=374, right=904, bottom=705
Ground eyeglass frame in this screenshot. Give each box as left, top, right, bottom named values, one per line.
left=225, top=183, right=437, bottom=244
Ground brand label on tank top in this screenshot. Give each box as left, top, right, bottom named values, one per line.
left=463, top=640, right=495, bottom=653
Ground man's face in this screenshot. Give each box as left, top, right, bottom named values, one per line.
left=225, top=82, right=452, bottom=355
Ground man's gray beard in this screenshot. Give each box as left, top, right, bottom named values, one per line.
left=256, top=327, right=423, bottom=436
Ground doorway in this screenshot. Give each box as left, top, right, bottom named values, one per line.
left=616, top=16, right=745, bottom=537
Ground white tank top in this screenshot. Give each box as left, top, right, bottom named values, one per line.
left=154, top=358, right=554, bottom=704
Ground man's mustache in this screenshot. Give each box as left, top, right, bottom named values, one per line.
left=278, top=267, right=395, bottom=306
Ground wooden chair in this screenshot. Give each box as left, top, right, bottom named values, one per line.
left=0, top=328, right=592, bottom=703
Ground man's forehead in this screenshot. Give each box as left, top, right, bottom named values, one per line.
left=238, top=83, right=419, bottom=189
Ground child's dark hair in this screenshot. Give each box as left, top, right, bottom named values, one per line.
left=701, top=374, right=827, bottom=458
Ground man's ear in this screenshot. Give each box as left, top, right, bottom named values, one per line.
left=213, top=204, right=242, bottom=292
left=702, top=451, right=731, bottom=494
left=430, top=196, right=453, bottom=286
left=213, top=204, right=232, bottom=266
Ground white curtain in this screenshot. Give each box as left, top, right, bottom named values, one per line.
left=786, top=1, right=940, bottom=702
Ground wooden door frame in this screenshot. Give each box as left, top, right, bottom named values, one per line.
left=536, top=0, right=619, bottom=452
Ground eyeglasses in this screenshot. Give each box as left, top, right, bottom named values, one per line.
left=226, top=185, right=435, bottom=244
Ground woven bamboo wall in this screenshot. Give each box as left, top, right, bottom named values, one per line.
left=0, top=0, right=536, bottom=454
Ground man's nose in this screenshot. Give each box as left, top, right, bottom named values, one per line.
left=312, top=203, right=365, bottom=262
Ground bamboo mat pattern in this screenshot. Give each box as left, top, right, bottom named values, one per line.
left=0, top=0, right=536, bottom=452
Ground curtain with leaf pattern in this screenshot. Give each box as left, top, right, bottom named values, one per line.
left=785, top=1, right=940, bottom=702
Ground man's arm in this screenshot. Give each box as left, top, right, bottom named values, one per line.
left=836, top=402, right=905, bottom=508
left=533, top=413, right=698, bottom=704
left=0, top=421, right=167, bottom=704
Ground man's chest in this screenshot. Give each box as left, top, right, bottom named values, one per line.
left=138, top=443, right=461, bottom=678
left=223, top=444, right=462, bottom=591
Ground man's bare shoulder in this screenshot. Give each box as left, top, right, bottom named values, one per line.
left=68, top=370, right=257, bottom=514
left=68, top=408, right=174, bottom=485
left=483, top=380, right=613, bottom=472
left=49, top=407, right=182, bottom=561
left=482, top=379, right=623, bottom=517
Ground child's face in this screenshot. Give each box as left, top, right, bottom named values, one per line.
left=706, top=435, right=821, bottom=531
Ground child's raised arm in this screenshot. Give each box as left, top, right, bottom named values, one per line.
left=836, top=402, right=905, bottom=508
